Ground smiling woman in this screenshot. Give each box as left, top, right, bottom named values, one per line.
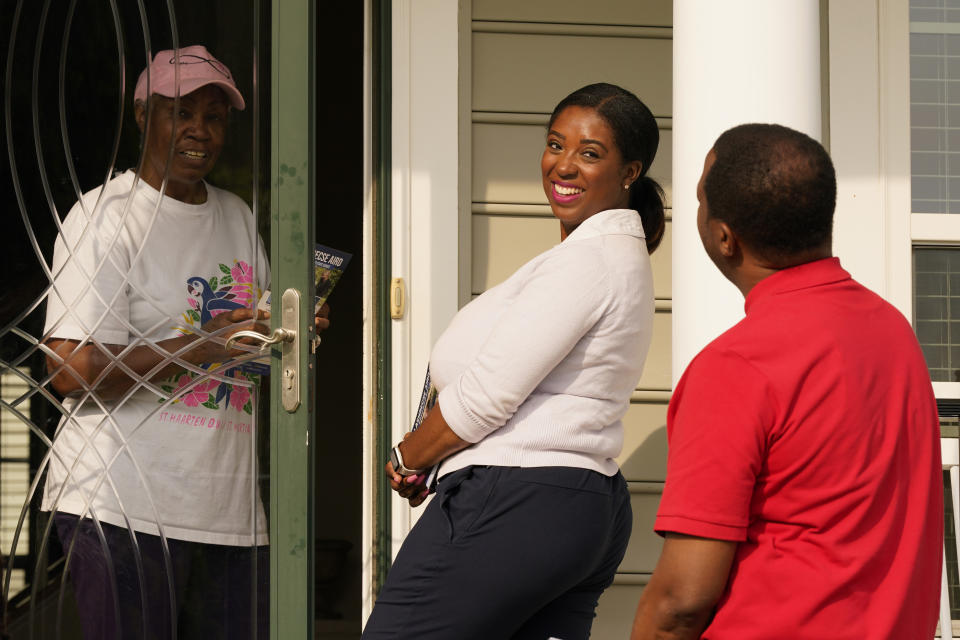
left=133, top=45, right=244, bottom=205
left=542, top=105, right=640, bottom=239
left=543, top=83, right=666, bottom=250
left=363, top=83, right=665, bottom=640
left=135, top=86, right=229, bottom=203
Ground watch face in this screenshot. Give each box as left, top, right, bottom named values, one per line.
left=390, top=447, right=400, bottom=471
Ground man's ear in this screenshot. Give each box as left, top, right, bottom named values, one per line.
left=714, top=219, right=738, bottom=258
left=134, top=100, right=147, bottom=133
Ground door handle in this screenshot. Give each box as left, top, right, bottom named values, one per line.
left=225, top=328, right=295, bottom=351
left=224, top=289, right=301, bottom=412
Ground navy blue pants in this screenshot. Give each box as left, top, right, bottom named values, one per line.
left=363, top=466, right=632, bottom=639
left=54, top=513, right=267, bottom=640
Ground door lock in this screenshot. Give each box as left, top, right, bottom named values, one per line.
left=278, top=289, right=301, bottom=412
left=224, top=288, right=301, bottom=412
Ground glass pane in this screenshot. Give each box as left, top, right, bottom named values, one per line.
left=909, top=0, right=960, bottom=214
left=1, top=1, right=271, bottom=637
left=913, top=247, right=960, bottom=381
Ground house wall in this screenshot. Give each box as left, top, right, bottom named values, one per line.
left=466, top=2, right=673, bottom=636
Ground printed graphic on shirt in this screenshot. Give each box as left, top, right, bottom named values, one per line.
left=184, top=260, right=256, bottom=325
left=158, top=260, right=260, bottom=414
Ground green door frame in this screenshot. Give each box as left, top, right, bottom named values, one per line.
left=373, top=0, right=393, bottom=595
left=270, top=0, right=316, bottom=637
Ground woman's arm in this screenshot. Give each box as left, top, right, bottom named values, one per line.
left=45, top=308, right=269, bottom=402
left=385, top=404, right=471, bottom=506
left=397, top=404, right=469, bottom=471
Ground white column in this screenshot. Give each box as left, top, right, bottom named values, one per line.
left=672, top=0, right=823, bottom=384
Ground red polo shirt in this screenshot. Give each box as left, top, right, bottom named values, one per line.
left=656, top=258, right=942, bottom=639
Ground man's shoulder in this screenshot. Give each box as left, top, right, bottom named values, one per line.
left=692, top=276, right=928, bottom=397
left=682, top=338, right=765, bottom=387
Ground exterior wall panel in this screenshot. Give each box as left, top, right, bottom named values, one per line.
left=473, top=0, right=671, bottom=26
left=620, top=487, right=666, bottom=572
left=618, top=401, right=669, bottom=481
left=594, top=583, right=648, bottom=639
left=473, top=33, right=671, bottom=117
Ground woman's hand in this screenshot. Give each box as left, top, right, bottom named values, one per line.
left=385, top=460, right=430, bottom=507
left=383, top=408, right=472, bottom=508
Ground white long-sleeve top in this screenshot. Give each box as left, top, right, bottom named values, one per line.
left=433, top=208, right=655, bottom=477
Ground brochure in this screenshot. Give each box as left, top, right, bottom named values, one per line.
left=257, top=243, right=353, bottom=314
left=241, top=243, right=352, bottom=374
left=410, top=366, right=440, bottom=493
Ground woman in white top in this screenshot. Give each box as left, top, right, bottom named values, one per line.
left=363, top=83, right=664, bottom=640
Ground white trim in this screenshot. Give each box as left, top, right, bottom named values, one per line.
left=361, top=0, right=375, bottom=622
left=390, top=0, right=462, bottom=543
left=912, top=215, right=960, bottom=244
left=945, top=439, right=960, bottom=467
left=827, top=0, right=913, bottom=320
left=882, top=0, right=913, bottom=318
left=390, top=0, right=414, bottom=550
left=828, top=1, right=885, bottom=296
left=933, top=382, right=960, bottom=399
left=459, top=0, right=473, bottom=309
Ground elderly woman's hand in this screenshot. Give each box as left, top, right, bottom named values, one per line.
left=315, top=302, right=331, bottom=332
left=189, top=308, right=271, bottom=365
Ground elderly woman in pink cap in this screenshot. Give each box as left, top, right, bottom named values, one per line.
left=42, top=45, right=294, bottom=638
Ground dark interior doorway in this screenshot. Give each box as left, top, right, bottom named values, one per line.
left=310, top=2, right=365, bottom=637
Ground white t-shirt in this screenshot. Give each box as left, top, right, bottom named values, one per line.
left=433, top=208, right=655, bottom=477
left=43, top=171, right=270, bottom=546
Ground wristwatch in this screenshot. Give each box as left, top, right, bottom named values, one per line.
left=390, top=443, right=423, bottom=476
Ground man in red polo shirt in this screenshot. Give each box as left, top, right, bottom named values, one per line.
left=631, top=124, right=943, bottom=639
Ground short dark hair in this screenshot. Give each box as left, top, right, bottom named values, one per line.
left=548, top=83, right=666, bottom=253
left=705, top=123, right=836, bottom=261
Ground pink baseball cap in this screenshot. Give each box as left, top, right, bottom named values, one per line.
left=134, top=45, right=245, bottom=110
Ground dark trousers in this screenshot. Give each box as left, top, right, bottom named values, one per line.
left=363, top=465, right=632, bottom=639
left=54, top=513, right=268, bottom=640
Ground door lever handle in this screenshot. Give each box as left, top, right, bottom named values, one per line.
left=225, top=328, right=296, bottom=351
left=224, top=288, right=301, bottom=412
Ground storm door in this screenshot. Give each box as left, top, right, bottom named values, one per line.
left=0, top=0, right=316, bottom=637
